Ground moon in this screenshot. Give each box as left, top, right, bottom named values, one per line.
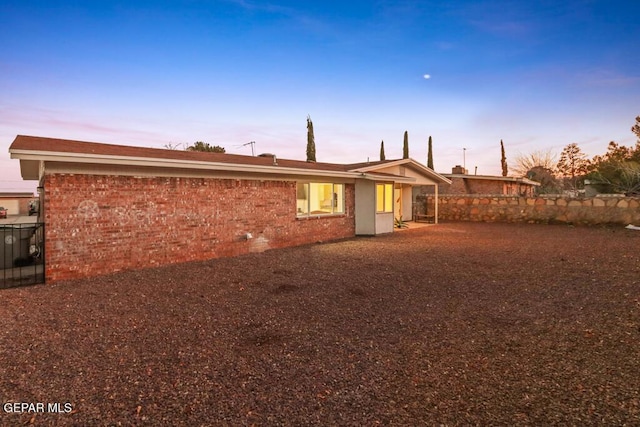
left=423, top=74, right=431, bottom=79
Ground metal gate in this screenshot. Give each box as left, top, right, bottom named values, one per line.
left=1, top=223, right=45, bottom=289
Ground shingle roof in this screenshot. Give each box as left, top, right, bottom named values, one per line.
left=9, top=135, right=358, bottom=172
left=9, top=135, right=450, bottom=184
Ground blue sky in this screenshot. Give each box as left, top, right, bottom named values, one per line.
left=1, top=0, right=639, bottom=192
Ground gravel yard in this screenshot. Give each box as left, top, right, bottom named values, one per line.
left=1, top=222, right=640, bottom=426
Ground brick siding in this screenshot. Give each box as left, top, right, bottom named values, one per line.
left=441, top=177, right=534, bottom=196
left=43, top=174, right=355, bottom=282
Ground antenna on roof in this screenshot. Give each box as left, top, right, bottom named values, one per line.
left=240, top=141, right=256, bottom=156
left=462, top=147, right=470, bottom=170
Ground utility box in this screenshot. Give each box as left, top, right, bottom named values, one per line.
left=1, top=225, right=35, bottom=269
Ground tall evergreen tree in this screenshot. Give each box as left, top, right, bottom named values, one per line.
left=427, top=136, right=434, bottom=169
left=403, top=131, right=409, bottom=159
left=557, top=142, right=589, bottom=190
left=500, top=139, right=508, bottom=176
left=380, top=140, right=386, bottom=161
left=306, top=115, right=316, bottom=162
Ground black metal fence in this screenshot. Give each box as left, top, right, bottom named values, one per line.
left=1, top=223, right=45, bottom=289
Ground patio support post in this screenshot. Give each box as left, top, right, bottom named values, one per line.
left=434, top=184, right=439, bottom=224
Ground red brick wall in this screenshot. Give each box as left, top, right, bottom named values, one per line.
left=44, top=174, right=355, bottom=282
left=438, top=178, right=535, bottom=196
left=441, top=177, right=504, bottom=194
left=19, top=198, right=31, bottom=215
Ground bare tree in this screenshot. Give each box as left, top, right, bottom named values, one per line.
left=164, top=142, right=184, bottom=150
left=512, top=149, right=557, bottom=177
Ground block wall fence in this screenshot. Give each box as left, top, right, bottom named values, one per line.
left=418, top=194, right=640, bottom=225
left=44, top=174, right=355, bottom=282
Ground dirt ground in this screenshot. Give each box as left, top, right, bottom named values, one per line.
left=1, top=222, right=639, bottom=426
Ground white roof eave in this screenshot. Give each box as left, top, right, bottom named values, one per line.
left=350, top=158, right=451, bottom=185
left=358, top=173, right=416, bottom=183
left=11, top=149, right=453, bottom=184
left=9, top=150, right=397, bottom=180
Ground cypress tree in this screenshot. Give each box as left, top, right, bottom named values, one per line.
left=306, top=115, right=316, bottom=162
left=500, top=139, right=508, bottom=176
left=403, top=131, right=409, bottom=159
left=380, top=140, right=386, bottom=161
left=427, top=136, right=434, bottom=169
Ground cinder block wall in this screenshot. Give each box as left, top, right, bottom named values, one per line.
left=44, top=174, right=355, bottom=282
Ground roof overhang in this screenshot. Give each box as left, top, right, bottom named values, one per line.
left=17, top=159, right=41, bottom=181
left=9, top=136, right=455, bottom=185
left=9, top=149, right=360, bottom=180
left=350, top=158, right=451, bottom=185
left=357, top=172, right=416, bottom=183
left=10, top=147, right=420, bottom=183
left=446, top=174, right=541, bottom=186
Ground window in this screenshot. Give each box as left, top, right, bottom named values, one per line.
left=297, top=183, right=344, bottom=216
left=376, top=183, right=393, bottom=213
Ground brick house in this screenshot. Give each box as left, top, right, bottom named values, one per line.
left=0, top=192, right=35, bottom=216
left=10, top=135, right=450, bottom=282
left=412, top=166, right=540, bottom=220
left=418, top=165, right=540, bottom=197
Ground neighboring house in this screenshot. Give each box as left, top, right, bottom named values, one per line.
left=413, top=166, right=540, bottom=219
left=422, top=165, right=540, bottom=196
left=0, top=192, right=36, bottom=216
left=9, top=135, right=450, bottom=282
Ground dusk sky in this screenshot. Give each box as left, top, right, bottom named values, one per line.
left=1, top=0, right=639, bottom=192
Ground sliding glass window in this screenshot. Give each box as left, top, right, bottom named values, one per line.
left=296, top=183, right=344, bottom=216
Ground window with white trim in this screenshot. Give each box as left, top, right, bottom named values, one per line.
left=296, top=183, right=344, bottom=216
left=376, top=183, right=393, bottom=213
